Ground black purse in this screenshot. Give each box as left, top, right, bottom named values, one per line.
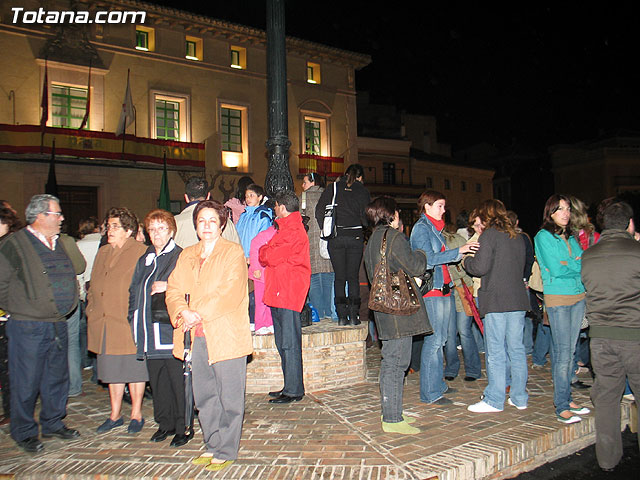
left=150, top=292, right=171, bottom=325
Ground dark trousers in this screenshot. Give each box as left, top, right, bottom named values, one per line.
left=590, top=337, right=640, bottom=470
left=328, top=235, right=364, bottom=300
left=0, top=321, right=9, bottom=416
left=7, top=319, right=69, bottom=442
left=270, top=307, right=305, bottom=397
left=147, top=357, right=186, bottom=434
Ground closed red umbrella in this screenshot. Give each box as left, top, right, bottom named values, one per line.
left=459, top=278, right=483, bottom=334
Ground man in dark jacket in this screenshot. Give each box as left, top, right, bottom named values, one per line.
left=0, top=194, right=80, bottom=453
left=581, top=200, right=640, bottom=472
left=259, top=191, right=311, bottom=405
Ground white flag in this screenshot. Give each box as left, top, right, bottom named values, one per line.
left=116, top=70, right=134, bottom=136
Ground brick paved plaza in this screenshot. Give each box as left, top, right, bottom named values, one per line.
left=0, top=339, right=634, bottom=480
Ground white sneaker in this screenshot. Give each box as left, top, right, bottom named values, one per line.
left=467, top=400, right=503, bottom=413
left=255, top=326, right=271, bottom=335
left=508, top=398, right=527, bottom=410
left=250, top=323, right=255, bottom=332
left=623, top=393, right=635, bottom=401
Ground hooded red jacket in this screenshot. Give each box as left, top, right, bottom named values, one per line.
left=259, top=211, right=311, bottom=312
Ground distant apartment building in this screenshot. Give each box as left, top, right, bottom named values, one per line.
left=356, top=95, right=494, bottom=230
left=0, top=0, right=370, bottom=230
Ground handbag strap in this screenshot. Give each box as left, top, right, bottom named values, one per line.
left=379, top=228, right=389, bottom=257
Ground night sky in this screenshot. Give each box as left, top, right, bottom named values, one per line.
left=151, top=1, right=640, bottom=152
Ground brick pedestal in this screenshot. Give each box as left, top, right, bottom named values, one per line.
left=246, top=319, right=368, bottom=393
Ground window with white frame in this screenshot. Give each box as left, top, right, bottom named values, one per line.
left=303, top=116, right=328, bottom=156
left=150, top=91, right=190, bottom=142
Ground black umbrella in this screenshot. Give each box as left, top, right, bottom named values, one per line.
left=183, top=294, right=194, bottom=438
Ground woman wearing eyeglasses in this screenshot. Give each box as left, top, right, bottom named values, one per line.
left=87, top=207, right=148, bottom=434
left=128, top=209, right=189, bottom=446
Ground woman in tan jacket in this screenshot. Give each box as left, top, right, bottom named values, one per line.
left=166, top=200, right=252, bottom=473
left=87, top=207, right=147, bottom=434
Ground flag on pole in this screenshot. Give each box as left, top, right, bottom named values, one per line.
left=40, top=59, right=48, bottom=152
left=45, top=139, right=58, bottom=197
left=158, top=151, right=171, bottom=210
left=78, top=61, right=92, bottom=130
left=116, top=69, right=135, bottom=136
left=40, top=60, right=48, bottom=129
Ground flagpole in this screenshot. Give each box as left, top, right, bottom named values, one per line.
left=79, top=60, right=92, bottom=130
left=40, top=58, right=49, bottom=153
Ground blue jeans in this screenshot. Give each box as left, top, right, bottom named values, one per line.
left=532, top=322, right=552, bottom=366
left=444, top=293, right=481, bottom=379
left=7, top=319, right=69, bottom=442
left=547, top=300, right=585, bottom=415
left=380, top=336, right=412, bottom=423
left=523, top=317, right=534, bottom=355
left=270, top=307, right=305, bottom=397
left=67, top=306, right=82, bottom=396
left=309, top=272, right=335, bottom=320
left=420, top=295, right=453, bottom=403
left=483, top=311, right=528, bottom=410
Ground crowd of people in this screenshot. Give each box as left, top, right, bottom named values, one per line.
left=0, top=168, right=638, bottom=473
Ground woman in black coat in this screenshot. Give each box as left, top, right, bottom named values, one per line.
left=316, top=164, right=371, bottom=325
left=364, top=197, right=432, bottom=435
left=128, top=209, right=188, bottom=447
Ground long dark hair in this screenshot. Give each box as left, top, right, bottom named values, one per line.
left=365, top=196, right=397, bottom=227
left=344, top=164, right=365, bottom=187
left=541, top=194, right=571, bottom=238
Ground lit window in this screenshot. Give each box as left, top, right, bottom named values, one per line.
left=221, top=107, right=242, bottom=152
left=220, top=103, right=249, bottom=170
left=305, top=120, right=321, bottom=154
left=51, top=85, right=88, bottom=129
left=155, top=100, right=180, bottom=140
left=135, top=26, right=154, bottom=51
left=185, top=36, right=202, bottom=61
left=136, top=30, right=148, bottom=50
left=306, top=62, right=321, bottom=84
left=230, top=46, right=246, bottom=69
left=150, top=91, right=190, bottom=142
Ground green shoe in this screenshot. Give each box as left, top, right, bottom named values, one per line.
left=205, top=460, right=234, bottom=471
left=382, top=420, right=420, bottom=435
left=191, top=453, right=213, bottom=465
left=380, top=415, right=417, bottom=424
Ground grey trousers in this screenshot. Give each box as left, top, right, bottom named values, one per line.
left=590, top=337, right=640, bottom=470
left=380, top=336, right=412, bottom=423
left=192, top=337, right=247, bottom=461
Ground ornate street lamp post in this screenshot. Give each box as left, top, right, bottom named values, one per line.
left=264, top=0, right=293, bottom=198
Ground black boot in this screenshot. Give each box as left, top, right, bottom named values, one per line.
left=348, top=297, right=361, bottom=325
left=335, top=297, right=349, bottom=326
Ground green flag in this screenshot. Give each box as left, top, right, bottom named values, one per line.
left=158, top=152, right=170, bottom=210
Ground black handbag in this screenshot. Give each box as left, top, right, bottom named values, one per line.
left=150, top=292, right=171, bottom=325
left=414, top=269, right=434, bottom=296
left=300, top=303, right=312, bottom=327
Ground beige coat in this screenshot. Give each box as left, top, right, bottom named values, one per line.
left=87, top=237, right=147, bottom=355
left=166, top=237, right=253, bottom=364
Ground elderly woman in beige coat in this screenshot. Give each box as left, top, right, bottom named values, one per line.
left=166, top=200, right=252, bottom=473
left=87, top=207, right=147, bottom=434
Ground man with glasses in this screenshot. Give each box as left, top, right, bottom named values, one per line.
left=0, top=194, right=81, bottom=453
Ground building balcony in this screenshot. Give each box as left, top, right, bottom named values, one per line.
left=299, top=153, right=343, bottom=178
left=0, top=124, right=204, bottom=170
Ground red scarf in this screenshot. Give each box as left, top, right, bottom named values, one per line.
left=424, top=213, right=452, bottom=297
